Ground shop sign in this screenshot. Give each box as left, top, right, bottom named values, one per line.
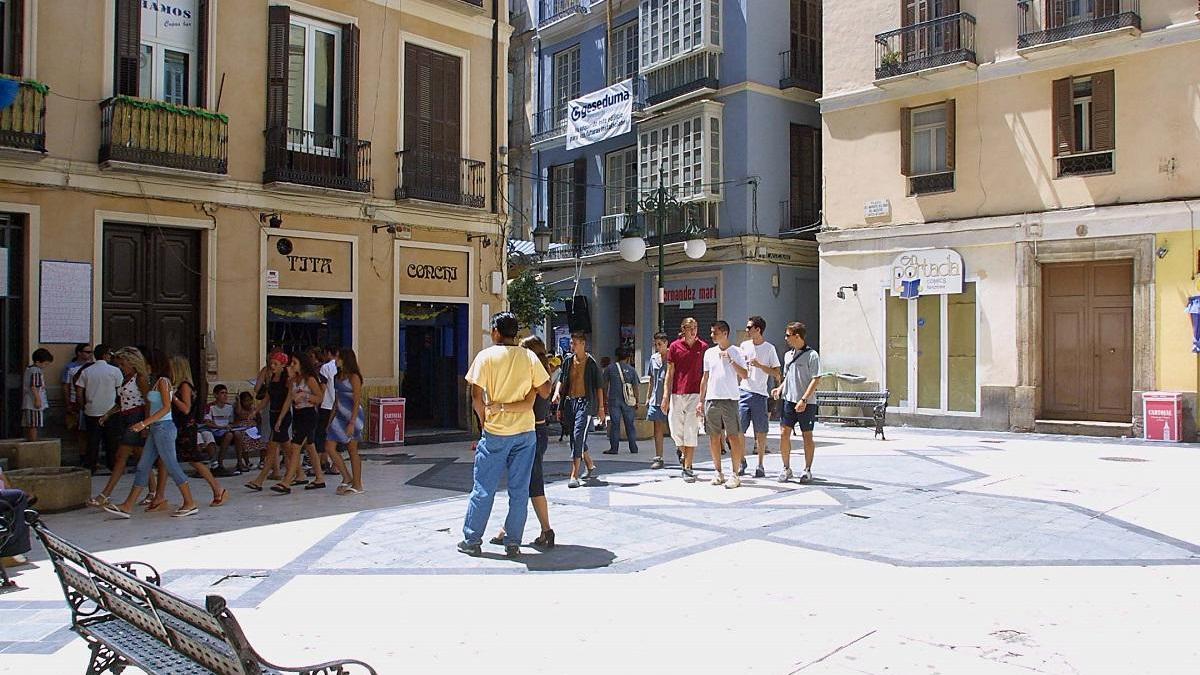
left=399, top=248, right=469, bottom=298
left=662, top=278, right=718, bottom=306
left=267, top=235, right=352, bottom=293
left=141, top=0, right=197, bottom=48
left=890, top=249, right=964, bottom=297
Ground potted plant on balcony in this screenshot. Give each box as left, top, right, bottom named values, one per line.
left=879, top=50, right=903, bottom=77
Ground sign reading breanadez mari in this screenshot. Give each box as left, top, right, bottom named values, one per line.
left=400, top=248, right=469, bottom=298
left=890, top=248, right=964, bottom=297
left=566, top=79, right=634, bottom=150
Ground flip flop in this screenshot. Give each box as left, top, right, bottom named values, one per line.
left=210, top=489, right=229, bottom=507
left=102, top=504, right=131, bottom=519
left=339, top=486, right=362, bottom=495
left=171, top=506, right=199, bottom=518
left=270, top=484, right=291, bottom=494
left=304, top=482, right=326, bottom=490
left=244, top=482, right=262, bottom=491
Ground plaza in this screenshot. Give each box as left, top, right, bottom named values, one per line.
left=3, top=425, right=1198, bottom=673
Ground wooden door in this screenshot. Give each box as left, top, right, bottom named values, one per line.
left=1042, top=261, right=1133, bottom=421
left=0, top=214, right=25, bottom=437
left=102, top=224, right=201, bottom=367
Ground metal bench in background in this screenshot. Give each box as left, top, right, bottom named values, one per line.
left=29, top=511, right=378, bottom=675
left=814, top=390, right=890, bottom=440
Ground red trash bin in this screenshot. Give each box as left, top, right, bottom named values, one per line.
left=369, top=397, right=406, bottom=445
left=1142, top=392, right=1183, bottom=442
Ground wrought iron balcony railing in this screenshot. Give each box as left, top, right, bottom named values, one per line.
left=875, top=12, right=977, bottom=80
left=539, top=0, right=586, bottom=28
left=779, top=199, right=818, bottom=240
left=99, top=97, right=227, bottom=174
left=1017, top=0, right=1140, bottom=49
left=0, top=77, right=46, bottom=153
left=779, top=49, right=821, bottom=93
left=396, top=149, right=486, bottom=208
left=263, top=127, right=371, bottom=193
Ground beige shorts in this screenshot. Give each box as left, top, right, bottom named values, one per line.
left=668, top=394, right=701, bottom=448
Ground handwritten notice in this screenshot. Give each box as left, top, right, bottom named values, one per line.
left=40, top=261, right=92, bottom=343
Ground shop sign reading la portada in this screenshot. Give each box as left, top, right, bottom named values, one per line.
left=890, top=249, right=964, bottom=297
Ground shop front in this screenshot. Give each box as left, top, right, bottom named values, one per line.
left=262, top=231, right=356, bottom=357
left=661, top=275, right=720, bottom=337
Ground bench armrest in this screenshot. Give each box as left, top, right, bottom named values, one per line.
left=112, top=561, right=162, bottom=586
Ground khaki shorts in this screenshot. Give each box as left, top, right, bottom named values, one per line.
left=668, top=394, right=701, bottom=448
left=704, top=399, right=739, bottom=436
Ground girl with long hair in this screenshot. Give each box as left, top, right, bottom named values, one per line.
left=87, top=347, right=152, bottom=509
left=104, top=349, right=199, bottom=518
left=168, top=355, right=228, bottom=506
left=325, top=348, right=366, bottom=495
left=271, top=352, right=324, bottom=493
left=245, top=352, right=291, bottom=491
left=490, top=336, right=556, bottom=548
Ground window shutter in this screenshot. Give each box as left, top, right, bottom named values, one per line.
left=8, top=0, right=23, bottom=76
left=403, top=43, right=421, bottom=149
left=573, top=158, right=587, bottom=238
left=945, top=99, right=956, bottom=171
left=196, top=0, right=210, bottom=107
left=114, top=0, right=140, bottom=97
left=900, top=107, right=912, bottom=176
left=265, top=5, right=290, bottom=133
left=1047, top=0, right=1065, bottom=30
left=1052, top=76, right=1074, bottom=156
left=341, top=23, right=359, bottom=140
left=443, top=53, right=462, bottom=158
left=792, top=125, right=820, bottom=228
left=1090, top=70, right=1115, bottom=152
left=944, top=0, right=960, bottom=14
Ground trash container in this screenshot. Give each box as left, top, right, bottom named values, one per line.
left=368, top=397, right=406, bottom=445
left=1142, top=392, right=1183, bottom=442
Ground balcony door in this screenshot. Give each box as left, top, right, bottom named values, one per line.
left=902, top=0, right=957, bottom=60
left=404, top=43, right=462, bottom=203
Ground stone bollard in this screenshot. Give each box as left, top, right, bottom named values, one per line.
left=4, top=467, right=90, bottom=512
left=0, top=438, right=62, bottom=469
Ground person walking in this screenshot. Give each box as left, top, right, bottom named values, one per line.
left=88, top=348, right=155, bottom=509
left=646, top=332, right=671, bottom=469
left=771, top=322, right=822, bottom=483
left=169, top=355, right=228, bottom=507
left=21, top=349, right=53, bottom=441
left=602, top=347, right=640, bottom=455
left=245, top=352, right=292, bottom=491
left=76, top=344, right=123, bottom=474
left=699, top=321, right=749, bottom=488
left=271, top=353, right=324, bottom=493
left=458, top=312, right=550, bottom=558
left=739, top=316, right=781, bottom=478
left=324, top=348, right=367, bottom=495
left=313, top=345, right=339, bottom=479
left=663, top=318, right=707, bottom=482
left=552, top=332, right=604, bottom=488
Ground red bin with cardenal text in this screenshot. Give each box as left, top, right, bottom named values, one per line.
left=1142, top=392, right=1183, bottom=442
left=369, top=397, right=406, bottom=445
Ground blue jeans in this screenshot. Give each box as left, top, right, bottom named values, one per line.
left=462, top=430, right=536, bottom=547
left=564, top=397, right=592, bottom=459
left=607, top=399, right=639, bottom=453
left=133, top=421, right=188, bottom=489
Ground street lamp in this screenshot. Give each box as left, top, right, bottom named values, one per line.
left=531, top=221, right=552, bottom=255
left=619, top=165, right=708, bottom=332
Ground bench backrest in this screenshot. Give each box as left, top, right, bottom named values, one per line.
left=35, top=525, right=105, bottom=618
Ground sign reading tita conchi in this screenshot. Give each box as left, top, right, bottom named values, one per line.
left=566, top=79, right=634, bottom=150
left=890, top=248, right=964, bottom=297
left=266, top=235, right=352, bottom=293
left=399, top=248, right=469, bottom=298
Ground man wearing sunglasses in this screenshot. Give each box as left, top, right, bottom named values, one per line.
left=771, top=322, right=821, bottom=483
left=738, top=316, right=781, bottom=478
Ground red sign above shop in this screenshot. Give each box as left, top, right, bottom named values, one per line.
left=662, top=278, right=718, bottom=305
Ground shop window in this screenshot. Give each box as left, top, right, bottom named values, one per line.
left=884, top=282, right=977, bottom=413
left=266, top=297, right=351, bottom=356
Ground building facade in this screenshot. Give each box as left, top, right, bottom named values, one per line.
left=511, top=0, right=824, bottom=368
left=819, top=0, right=1200, bottom=437
left=0, top=0, right=512, bottom=437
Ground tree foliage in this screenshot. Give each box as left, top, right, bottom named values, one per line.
left=507, top=268, right=559, bottom=331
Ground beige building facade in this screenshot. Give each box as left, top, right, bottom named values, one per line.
left=0, top=0, right=513, bottom=436
left=819, top=1, right=1200, bottom=437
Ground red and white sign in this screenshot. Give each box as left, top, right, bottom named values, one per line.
left=662, top=278, right=718, bottom=305
left=1142, top=392, right=1183, bottom=442
left=369, top=397, right=406, bottom=445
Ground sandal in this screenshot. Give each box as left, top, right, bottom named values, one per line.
left=339, top=486, right=363, bottom=495
left=102, top=504, right=131, bottom=519
left=171, top=506, right=199, bottom=518
left=210, top=489, right=229, bottom=507
left=138, top=495, right=155, bottom=507
left=270, top=483, right=291, bottom=494
left=532, top=529, right=556, bottom=549
left=304, top=482, right=326, bottom=490
left=489, top=532, right=506, bottom=545
left=290, top=479, right=307, bottom=487
left=244, top=482, right=263, bottom=492
left=86, top=494, right=111, bottom=508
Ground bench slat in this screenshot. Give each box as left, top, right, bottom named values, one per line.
left=81, top=618, right=233, bottom=675
left=96, top=586, right=172, bottom=644
left=144, top=584, right=229, bottom=639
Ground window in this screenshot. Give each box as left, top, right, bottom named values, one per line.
left=136, top=0, right=202, bottom=105
left=639, top=0, right=721, bottom=73
left=1065, top=0, right=1096, bottom=24
left=1053, top=71, right=1114, bottom=176
left=605, top=147, right=638, bottom=215
left=551, top=163, right=576, bottom=244
left=0, top=0, right=23, bottom=76
left=638, top=104, right=722, bottom=201
left=287, top=16, right=341, bottom=141
left=789, top=124, right=821, bottom=230
left=553, top=46, right=580, bottom=126
left=609, top=21, right=639, bottom=83
left=901, top=100, right=956, bottom=195
left=885, top=282, right=977, bottom=413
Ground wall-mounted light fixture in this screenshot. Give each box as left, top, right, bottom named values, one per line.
left=372, top=223, right=398, bottom=234
left=1156, top=245, right=1170, bottom=259
left=836, top=284, right=859, bottom=300
left=259, top=212, right=283, bottom=228
left=467, top=233, right=493, bottom=248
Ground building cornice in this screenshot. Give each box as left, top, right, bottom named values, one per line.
left=363, top=0, right=508, bottom=40
left=714, top=81, right=819, bottom=108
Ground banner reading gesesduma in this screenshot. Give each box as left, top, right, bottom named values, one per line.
left=565, top=79, right=634, bottom=150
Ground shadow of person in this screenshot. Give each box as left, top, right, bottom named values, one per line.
left=806, top=478, right=872, bottom=491
left=470, top=545, right=617, bottom=572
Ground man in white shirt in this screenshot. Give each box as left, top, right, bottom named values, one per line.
left=738, top=316, right=781, bottom=478
left=698, top=320, right=749, bottom=488
left=75, top=344, right=124, bottom=474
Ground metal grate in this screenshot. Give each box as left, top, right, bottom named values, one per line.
left=909, top=171, right=956, bottom=195
left=1017, top=0, right=1141, bottom=49
left=1058, top=151, right=1113, bottom=177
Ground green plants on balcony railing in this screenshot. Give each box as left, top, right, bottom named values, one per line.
left=0, top=76, right=48, bottom=152
left=109, top=96, right=229, bottom=124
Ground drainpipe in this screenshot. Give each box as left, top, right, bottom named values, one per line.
left=491, top=0, right=500, bottom=215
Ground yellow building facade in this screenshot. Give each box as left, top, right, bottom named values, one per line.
left=819, top=1, right=1200, bottom=437
left=0, top=0, right=512, bottom=436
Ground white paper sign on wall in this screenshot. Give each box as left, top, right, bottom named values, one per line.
left=864, top=199, right=891, bottom=219
left=890, top=249, right=964, bottom=297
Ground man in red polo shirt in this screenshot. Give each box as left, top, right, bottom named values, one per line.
left=661, top=317, right=707, bottom=482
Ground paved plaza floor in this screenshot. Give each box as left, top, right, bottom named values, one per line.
left=1, top=424, right=1198, bottom=673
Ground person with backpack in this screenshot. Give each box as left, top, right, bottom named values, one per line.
left=602, top=346, right=640, bottom=455
left=771, top=322, right=822, bottom=483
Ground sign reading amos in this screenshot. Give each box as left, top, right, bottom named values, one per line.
left=400, top=248, right=469, bottom=298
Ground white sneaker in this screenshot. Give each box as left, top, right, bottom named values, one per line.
left=711, top=473, right=726, bottom=486
left=568, top=477, right=581, bottom=488
left=777, top=468, right=793, bottom=483
left=799, top=468, right=813, bottom=483
left=725, top=474, right=741, bottom=489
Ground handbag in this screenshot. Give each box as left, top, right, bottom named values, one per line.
left=616, top=364, right=638, bottom=408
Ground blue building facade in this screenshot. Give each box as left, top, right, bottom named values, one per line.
left=519, top=0, right=823, bottom=367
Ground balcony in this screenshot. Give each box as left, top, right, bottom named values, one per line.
left=779, top=200, right=817, bottom=240
left=0, top=77, right=46, bottom=153
left=1017, top=0, right=1140, bottom=50
left=779, top=49, right=821, bottom=94
left=264, top=127, right=371, bottom=193
left=645, top=52, right=720, bottom=107
left=396, top=149, right=486, bottom=208
left=98, top=97, right=227, bottom=175
left=538, top=0, right=587, bottom=30
left=875, top=13, right=977, bottom=82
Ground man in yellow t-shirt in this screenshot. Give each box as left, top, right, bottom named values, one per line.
left=459, top=312, right=551, bottom=558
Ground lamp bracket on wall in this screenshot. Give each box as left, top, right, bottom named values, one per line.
left=259, top=212, right=283, bottom=228
left=467, top=233, right=493, bottom=248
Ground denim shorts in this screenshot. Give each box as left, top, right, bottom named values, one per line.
left=738, top=391, right=769, bottom=434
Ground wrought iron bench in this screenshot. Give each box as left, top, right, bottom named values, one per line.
left=813, top=390, right=890, bottom=440
left=30, top=512, right=378, bottom=675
